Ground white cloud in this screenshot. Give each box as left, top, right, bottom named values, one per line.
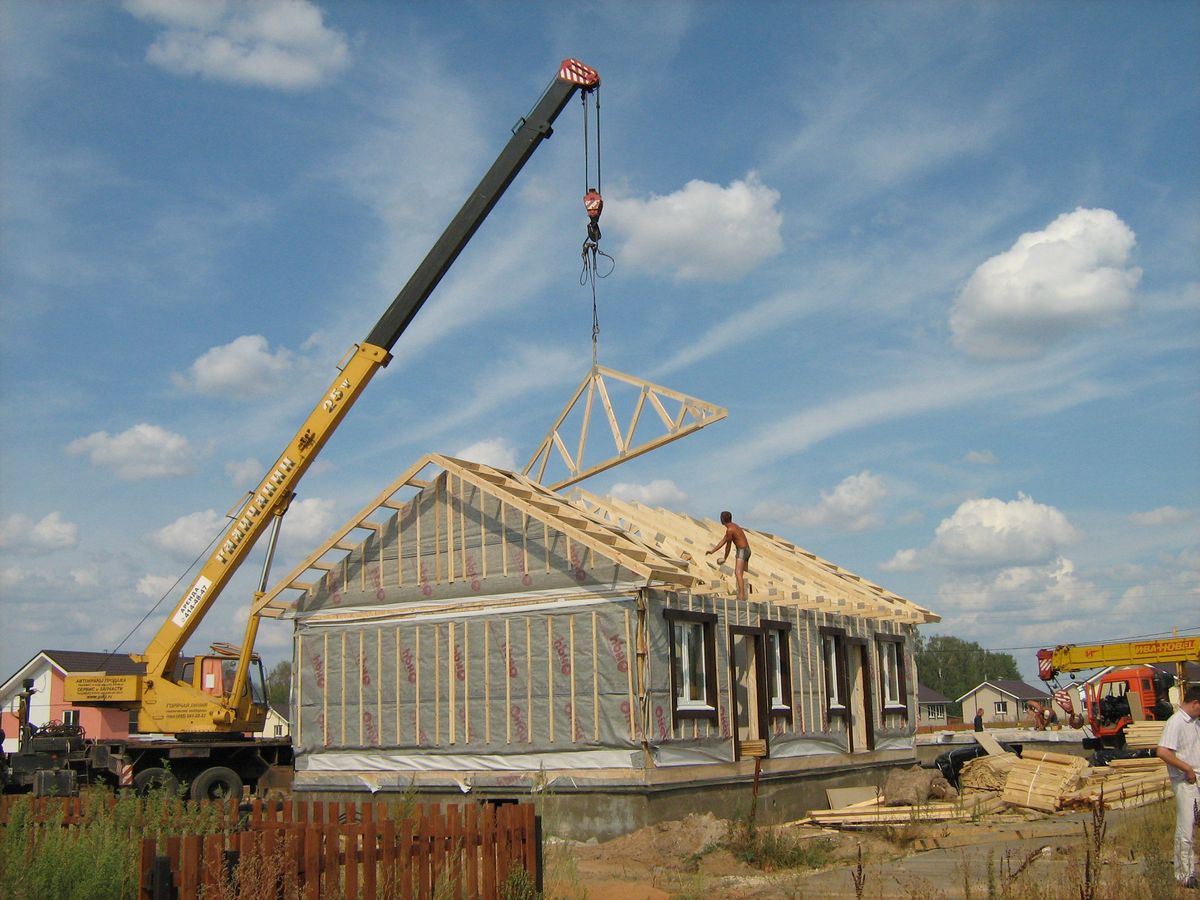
left=608, top=479, right=689, bottom=507
left=149, top=508, right=226, bottom=559
left=963, top=449, right=997, bottom=465
left=950, top=208, right=1141, bottom=359
left=1129, top=506, right=1192, bottom=527
left=454, top=437, right=518, bottom=471
left=174, top=335, right=293, bottom=397
left=276, top=496, right=336, bottom=546
left=225, top=457, right=263, bottom=487
left=125, top=0, right=349, bottom=90
left=880, top=548, right=919, bottom=572
left=67, top=423, right=195, bottom=480
left=137, top=573, right=180, bottom=600
left=0, top=512, right=79, bottom=554
left=934, top=556, right=1107, bottom=623
left=891, top=493, right=1082, bottom=571
left=931, top=494, right=1082, bottom=567
left=615, top=173, right=783, bottom=281
left=754, top=471, right=886, bottom=533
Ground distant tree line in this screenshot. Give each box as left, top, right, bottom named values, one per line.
left=915, top=633, right=1020, bottom=716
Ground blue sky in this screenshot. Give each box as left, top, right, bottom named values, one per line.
left=1, top=1, right=1197, bottom=688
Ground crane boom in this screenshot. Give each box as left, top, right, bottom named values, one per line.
left=65, top=60, right=601, bottom=734
left=1037, top=636, right=1200, bottom=680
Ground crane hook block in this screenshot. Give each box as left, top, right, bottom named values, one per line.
left=583, top=189, right=604, bottom=220
left=559, top=59, right=601, bottom=89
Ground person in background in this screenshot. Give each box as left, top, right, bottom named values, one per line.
left=1157, top=685, right=1200, bottom=889
left=973, top=708, right=984, bottom=732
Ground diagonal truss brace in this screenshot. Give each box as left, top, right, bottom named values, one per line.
left=522, top=365, right=727, bottom=491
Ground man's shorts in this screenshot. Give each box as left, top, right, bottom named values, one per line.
left=736, top=547, right=751, bottom=563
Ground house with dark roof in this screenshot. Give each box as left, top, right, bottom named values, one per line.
left=916, top=683, right=951, bottom=730
left=955, top=679, right=1051, bottom=727
left=0, top=650, right=144, bottom=752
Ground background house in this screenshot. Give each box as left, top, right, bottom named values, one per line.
left=916, top=684, right=951, bottom=731
left=255, top=702, right=290, bottom=739
left=1, top=650, right=142, bottom=752
left=956, top=679, right=1051, bottom=727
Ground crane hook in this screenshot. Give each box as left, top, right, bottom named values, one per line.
left=583, top=188, right=603, bottom=242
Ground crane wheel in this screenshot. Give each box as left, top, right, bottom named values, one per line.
left=133, top=767, right=180, bottom=797
left=190, top=766, right=244, bottom=801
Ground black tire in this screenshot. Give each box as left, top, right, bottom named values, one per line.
left=133, top=767, right=180, bottom=796
left=190, top=766, right=243, bottom=801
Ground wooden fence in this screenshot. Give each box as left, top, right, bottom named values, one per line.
left=0, top=795, right=541, bottom=899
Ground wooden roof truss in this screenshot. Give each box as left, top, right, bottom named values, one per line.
left=522, top=365, right=727, bottom=491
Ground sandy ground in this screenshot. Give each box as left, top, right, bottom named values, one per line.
left=544, top=804, right=1183, bottom=899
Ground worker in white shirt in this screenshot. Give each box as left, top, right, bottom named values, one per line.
left=1158, top=685, right=1200, bottom=889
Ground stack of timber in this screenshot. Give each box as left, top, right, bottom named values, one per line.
left=806, top=793, right=1005, bottom=828
left=1063, top=757, right=1171, bottom=811
left=959, top=753, right=1019, bottom=792
left=1124, top=721, right=1166, bottom=749
left=1001, top=750, right=1088, bottom=813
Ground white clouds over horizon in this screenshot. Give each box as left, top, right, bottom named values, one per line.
left=1129, top=506, right=1193, bottom=527
left=614, top=174, right=783, bottom=281
left=67, top=423, right=197, bottom=480
left=124, top=0, right=349, bottom=90
left=951, top=208, right=1141, bottom=360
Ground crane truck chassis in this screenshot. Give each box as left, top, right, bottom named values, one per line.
left=40, top=61, right=601, bottom=799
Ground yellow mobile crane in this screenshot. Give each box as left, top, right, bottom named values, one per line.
left=58, top=60, right=602, bottom=797
left=1037, top=636, right=1198, bottom=747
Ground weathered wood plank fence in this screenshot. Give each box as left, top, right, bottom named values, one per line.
left=0, top=795, right=541, bottom=899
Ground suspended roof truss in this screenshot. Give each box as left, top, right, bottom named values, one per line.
left=522, top=365, right=727, bottom=491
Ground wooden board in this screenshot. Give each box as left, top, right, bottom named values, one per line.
left=973, top=732, right=1008, bottom=756
left=825, top=786, right=880, bottom=810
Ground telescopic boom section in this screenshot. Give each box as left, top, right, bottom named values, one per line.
left=140, top=59, right=600, bottom=685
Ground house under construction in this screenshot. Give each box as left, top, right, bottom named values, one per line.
left=261, top=441, right=939, bottom=838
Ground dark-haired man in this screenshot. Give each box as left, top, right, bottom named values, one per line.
left=706, top=511, right=750, bottom=601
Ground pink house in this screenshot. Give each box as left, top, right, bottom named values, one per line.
left=1, top=649, right=143, bottom=751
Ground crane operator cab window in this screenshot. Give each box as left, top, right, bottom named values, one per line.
left=180, top=656, right=268, bottom=704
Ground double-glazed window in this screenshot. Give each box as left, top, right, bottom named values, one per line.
left=820, top=628, right=847, bottom=715
left=762, top=619, right=793, bottom=719
left=664, top=609, right=718, bottom=724
left=876, top=637, right=908, bottom=716
left=62, top=709, right=80, bottom=727
left=994, top=700, right=1009, bottom=717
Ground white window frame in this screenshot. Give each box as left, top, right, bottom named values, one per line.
left=62, top=709, right=80, bottom=727
left=674, top=620, right=711, bottom=710
left=822, top=632, right=845, bottom=711
left=877, top=638, right=908, bottom=713
left=926, top=704, right=946, bottom=722
left=994, top=700, right=1009, bottom=717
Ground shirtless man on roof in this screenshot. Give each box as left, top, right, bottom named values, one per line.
left=706, top=511, right=751, bottom=600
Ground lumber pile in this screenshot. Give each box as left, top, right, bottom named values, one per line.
left=1001, top=750, right=1088, bottom=813
left=959, top=753, right=1018, bottom=791
left=806, top=792, right=1005, bottom=828
left=1124, top=722, right=1165, bottom=749
left=1063, top=757, right=1171, bottom=810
